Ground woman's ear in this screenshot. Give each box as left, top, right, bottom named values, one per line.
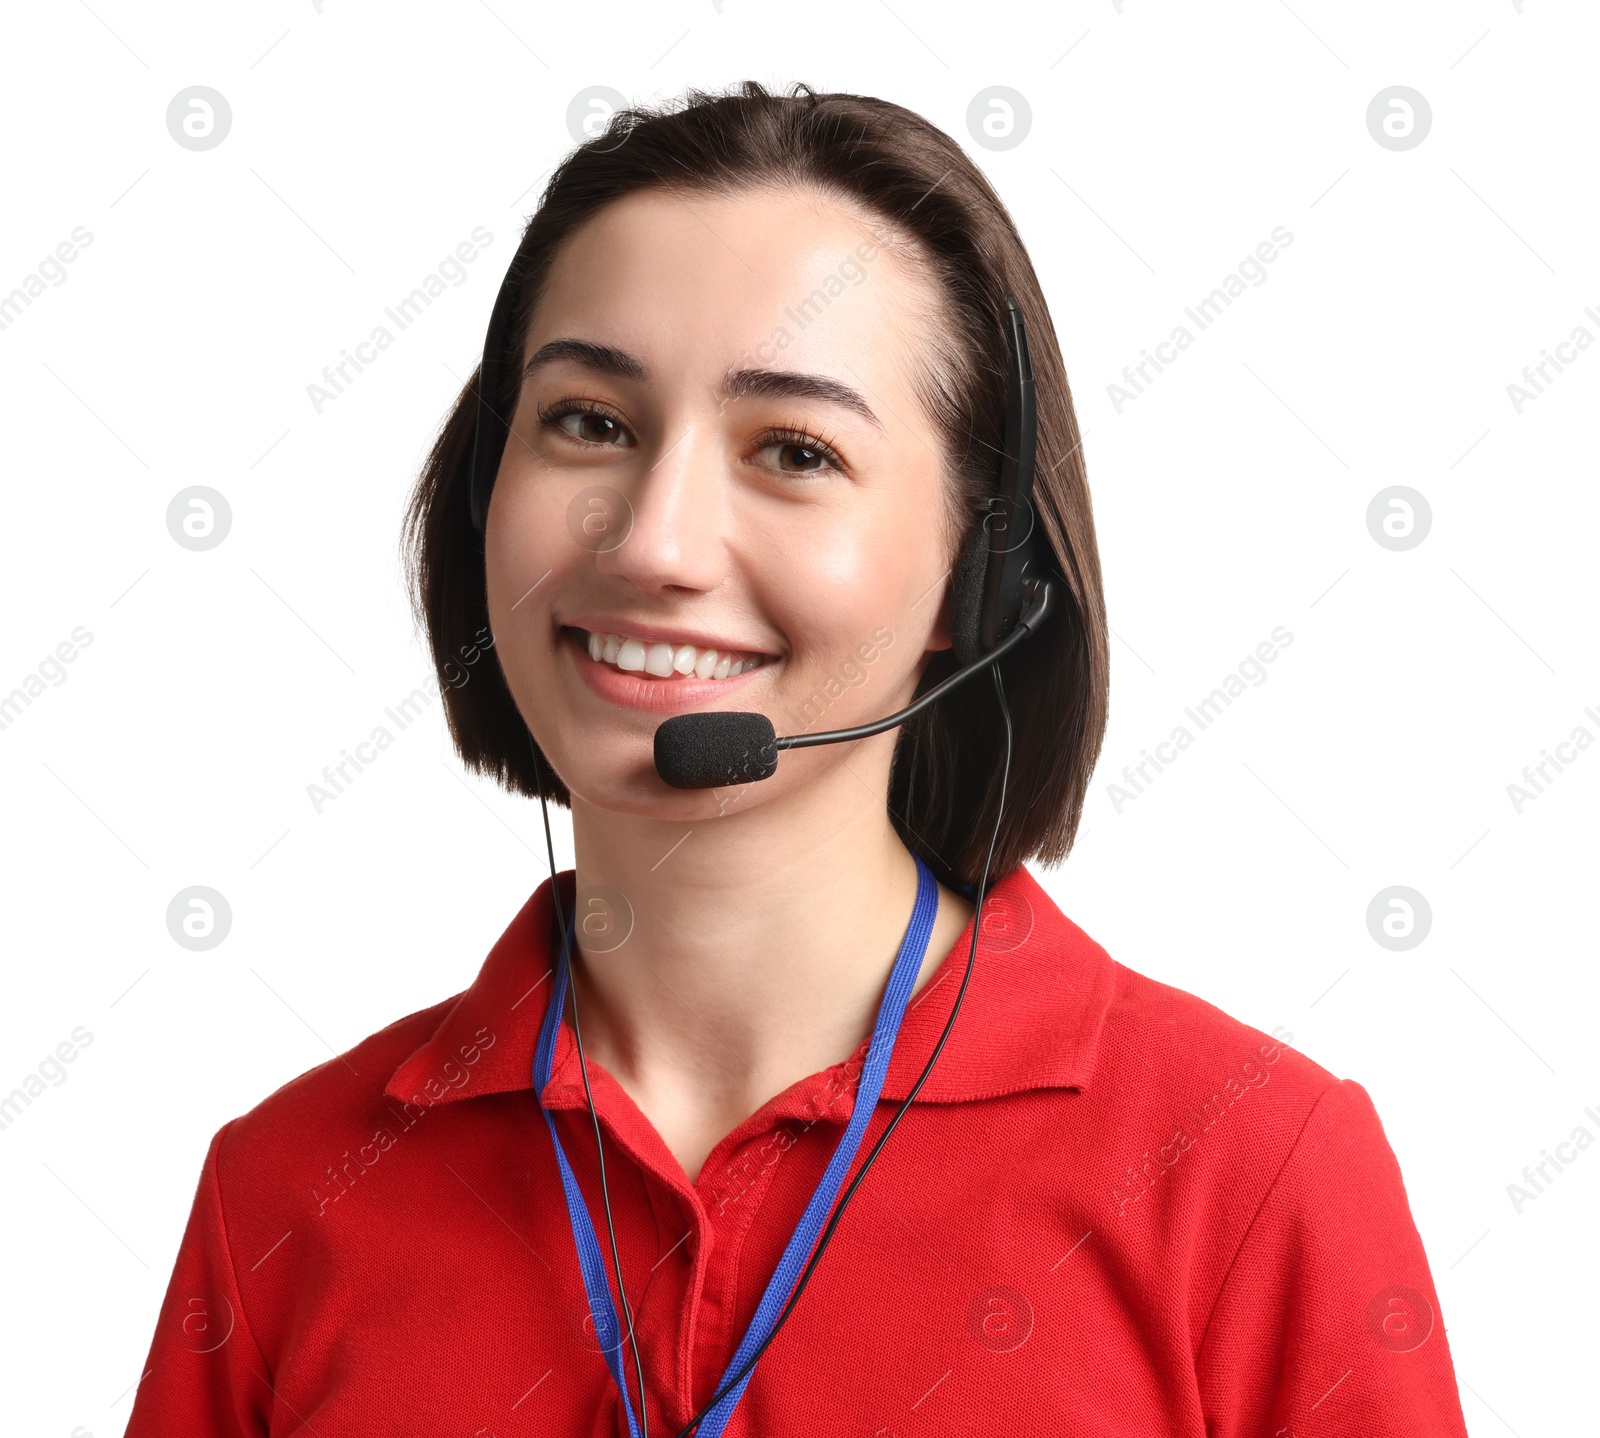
left=924, top=536, right=967, bottom=656
left=926, top=590, right=955, bottom=653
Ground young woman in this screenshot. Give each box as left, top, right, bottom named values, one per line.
left=129, top=83, right=1468, bottom=1437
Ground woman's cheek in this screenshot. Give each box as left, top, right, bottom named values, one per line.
left=487, top=493, right=575, bottom=692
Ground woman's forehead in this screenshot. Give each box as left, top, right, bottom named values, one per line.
left=531, top=186, right=934, bottom=398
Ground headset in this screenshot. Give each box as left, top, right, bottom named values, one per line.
left=470, top=269, right=1061, bottom=1434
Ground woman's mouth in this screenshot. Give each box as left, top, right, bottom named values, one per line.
left=576, top=627, right=770, bottom=682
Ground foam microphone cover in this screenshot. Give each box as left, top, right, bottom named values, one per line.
left=654, top=711, right=779, bottom=789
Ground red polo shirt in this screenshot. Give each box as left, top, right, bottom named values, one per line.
left=127, top=866, right=1468, bottom=1436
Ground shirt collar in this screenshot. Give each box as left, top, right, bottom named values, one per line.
left=384, top=864, right=1116, bottom=1118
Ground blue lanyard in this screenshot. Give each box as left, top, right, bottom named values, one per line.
left=533, top=855, right=938, bottom=1437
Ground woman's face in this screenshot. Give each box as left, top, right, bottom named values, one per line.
left=485, top=184, right=957, bottom=817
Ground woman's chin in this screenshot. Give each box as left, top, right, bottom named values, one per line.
left=562, top=761, right=762, bottom=822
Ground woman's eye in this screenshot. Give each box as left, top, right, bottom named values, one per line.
left=756, top=439, right=836, bottom=474
left=558, top=411, right=628, bottom=445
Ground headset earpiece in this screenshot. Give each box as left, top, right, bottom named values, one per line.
left=949, top=521, right=991, bottom=668
left=945, top=295, right=1045, bottom=670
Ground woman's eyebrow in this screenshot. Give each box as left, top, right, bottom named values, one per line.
left=524, top=338, right=648, bottom=382
left=721, top=368, right=882, bottom=428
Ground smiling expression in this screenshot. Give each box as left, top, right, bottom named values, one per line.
left=484, top=184, right=961, bottom=816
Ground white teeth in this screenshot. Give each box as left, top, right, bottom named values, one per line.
left=582, top=630, right=766, bottom=682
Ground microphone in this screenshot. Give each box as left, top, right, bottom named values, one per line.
left=653, top=580, right=1054, bottom=789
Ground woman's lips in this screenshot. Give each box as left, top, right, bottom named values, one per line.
left=563, top=628, right=770, bottom=713
left=583, top=627, right=768, bottom=680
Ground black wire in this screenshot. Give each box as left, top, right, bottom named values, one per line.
left=533, top=743, right=652, bottom=1438
left=529, top=665, right=1015, bottom=1438
left=673, top=662, right=1015, bottom=1437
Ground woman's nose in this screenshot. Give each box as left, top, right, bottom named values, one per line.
left=593, top=426, right=727, bottom=598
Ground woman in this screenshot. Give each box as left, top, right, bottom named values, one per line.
left=129, top=83, right=1468, bottom=1436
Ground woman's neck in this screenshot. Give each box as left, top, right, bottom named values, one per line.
left=564, top=743, right=972, bottom=1182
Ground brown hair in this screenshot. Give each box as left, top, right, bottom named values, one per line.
left=401, top=81, right=1108, bottom=890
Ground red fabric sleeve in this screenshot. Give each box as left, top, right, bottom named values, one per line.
left=1195, top=1079, right=1469, bottom=1436
left=125, top=1122, right=273, bottom=1436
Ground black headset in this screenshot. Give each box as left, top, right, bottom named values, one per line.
left=469, top=259, right=1061, bottom=1435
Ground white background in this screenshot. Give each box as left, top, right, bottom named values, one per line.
left=2, top=1, right=1594, bottom=1433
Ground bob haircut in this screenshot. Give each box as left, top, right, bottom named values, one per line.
left=402, top=81, right=1109, bottom=890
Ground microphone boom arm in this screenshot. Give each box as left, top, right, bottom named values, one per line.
left=775, top=578, right=1055, bottom=752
